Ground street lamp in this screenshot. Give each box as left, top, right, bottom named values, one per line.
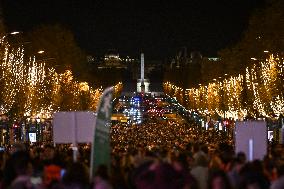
left=0, top=114, right=8, bottom=146
left=24, top=117, right=31, bottom=143
left=10, top=31, right=20, bottom=35
left=37, top=50, right=44, bottom=54
left=2, top=31, right=31, bottom=49
left=35, top=118, right=41, bottom=143
left=1, top=31, right=21, bottom=41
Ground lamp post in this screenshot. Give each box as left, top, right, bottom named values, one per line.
left=35, top=117, right=41, bottom=143
left=10, top=31, right=20, bottom=35
left=26, top=117, right=31, bottom=143
left=0, top=114, right=8, bottom=146
left=2, top=31, right=20, bottom=38
left=21, top=120, right=26, bottom=142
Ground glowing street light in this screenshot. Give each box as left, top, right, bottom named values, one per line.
left=251, top=58, right=257, bottom=60
left=37, top=50, right=45, bottom=54
left=10, top=31, right=20, bottom=35
left=36, top=117, right=41, bottom=123
left=264, top=50, right=269, bottom=53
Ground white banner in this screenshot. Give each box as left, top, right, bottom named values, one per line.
left=53, top=111, right=96, bottom=144
left=235, top=121, right=267, bottom=161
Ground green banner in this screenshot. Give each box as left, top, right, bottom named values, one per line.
left=90, top=87, right=114, bottom=179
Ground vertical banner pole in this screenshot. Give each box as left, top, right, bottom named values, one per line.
left=90, top=87, right=114, bottom=181
left=73, top=111, right=78, bottom=162
left=249, top=139, right=253, bottom=161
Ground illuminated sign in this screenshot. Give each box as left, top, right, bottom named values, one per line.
left=29, top=133, right=37, bottom=143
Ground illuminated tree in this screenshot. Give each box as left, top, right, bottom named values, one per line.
left=163, top=54, right=284, bottom=120
left=0, top=30, right=123, bottom=127
left=218, top=0, right=284, bottom=76
left=25, top=24, right=86, bottom=77
left=164, top=1, right=284, bottom=120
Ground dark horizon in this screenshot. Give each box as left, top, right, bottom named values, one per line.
left=2, top=0, right=266, bottom=60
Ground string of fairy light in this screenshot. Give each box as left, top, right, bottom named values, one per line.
left=0, top=35, right=123, bottom=120
left=164, top=54, right=284, bottom=120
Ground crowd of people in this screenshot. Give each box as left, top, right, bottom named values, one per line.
left=0, top=117, right=283, bottom=189
left=111, top=119, right=232, bottom=154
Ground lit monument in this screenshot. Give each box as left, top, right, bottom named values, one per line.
left=137, top=53, right=149, bottom=93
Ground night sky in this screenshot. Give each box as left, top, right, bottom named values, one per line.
left=2, top=0, right=265, bottom=59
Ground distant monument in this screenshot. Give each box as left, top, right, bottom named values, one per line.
left=137, top=53, right=149, bottom=93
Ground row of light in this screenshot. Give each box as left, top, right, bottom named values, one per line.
left=164, top=54, right=284, bottom=120
left=0, top=35, right=123, bottom=120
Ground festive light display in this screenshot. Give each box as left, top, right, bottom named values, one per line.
left=164, top=54, right=284, bottom=120
left=0, top=36, right=123, bottom=120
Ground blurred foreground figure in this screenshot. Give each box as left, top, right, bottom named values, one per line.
left=134, top=161, right=198, bottom=189
left=3, top=151, right=35, bottom=189
left=93, top=164, right=113, bottom=189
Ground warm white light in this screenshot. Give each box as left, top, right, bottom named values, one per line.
left=38, top=50, right=45, bottom=54
left=163, top=54, right=284, bottom=120
left=36, top=118, right=41, bottom=123
left=0, top=38, right=123, bottom=120
left=10, top=31, right=20, bottom=35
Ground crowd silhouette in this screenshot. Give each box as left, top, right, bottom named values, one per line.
left=0, top=117, right=283, bottom=189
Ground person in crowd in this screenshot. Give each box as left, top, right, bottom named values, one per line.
left=8, top=143, right=27, bottom=155
left=270, top=164, right=284, bottom=189
left=218, top=143, right=234, bottom=172
left=61, top=162, right=90, bottom=189
left=239, top=161, right=270, bottom=189
left=1, top=143, right=31, bottom=188
left=207, top=169, right=232, bottom=189
left=129, top=159, right=154, bottom=189
left=110, top=156, right=129, bottom=189
left=263, top=155, right=277, bottom=182
left=209, top=150, right=223, bottom=171
left=134, top=161, right=195, bottom=189
left=190, top=153, right=208, bottom=189
left=227, top=152, right=246, bottom=189
left=40, top=144, right=65, bottom=188
left=93, top=164, right=113, bottom=189
left=4, top=151, right=36, bottom=189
